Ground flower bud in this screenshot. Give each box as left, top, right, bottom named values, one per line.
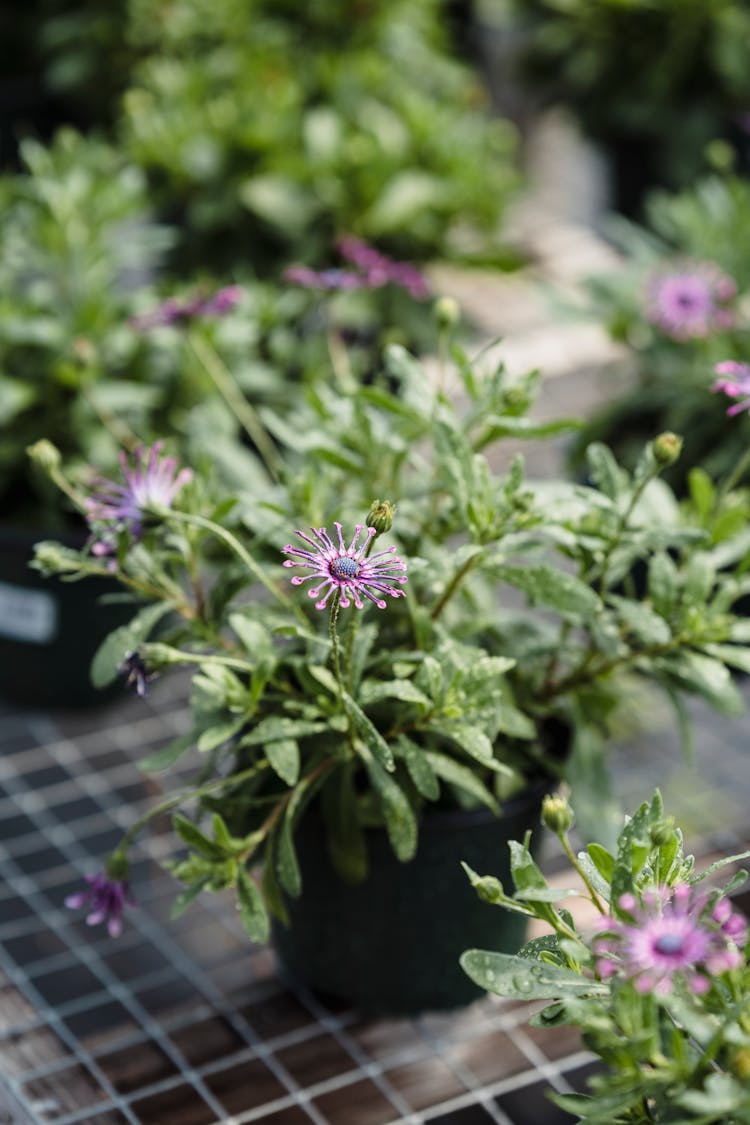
left=729, top=1047, right=750, bottom=1081
left=366, top=499, right=395, bottom=535
left=652, top=432, right=682, bottom=467
left=27, top=440, right=61, bottom=473
left=434, top=295, right=460, bottom=331
left=649, top=817, right=675, bottom=846
left=541, top=790, right=575, bottom=834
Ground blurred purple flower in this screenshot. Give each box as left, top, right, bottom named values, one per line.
left=592, top=884, right=746, bottom=996
left=85, top=442, right=192, bottom=557
left=284, top=238, right=430, bottom=300
left=712, top=360, right=750, bottom=415
left=645, top=263, right=736, bottom=340
left=65, top=870, right=134, bottom=938
left=282, top=523, right=407, bottom=609
left=283, top=265, right=366, bottom=291
left=130, top=285, right=244, bottom=330
left=120, top=651, right=154, bottom=698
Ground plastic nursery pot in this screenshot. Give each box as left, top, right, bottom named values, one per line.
left=0, top=524, right=133, bottom=709
left=272, top=782, right=548, bottom=1017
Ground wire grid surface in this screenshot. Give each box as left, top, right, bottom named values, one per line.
left=1, top=674, right=749, bottom=1125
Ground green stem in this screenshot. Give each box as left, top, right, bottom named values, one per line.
left=711, top=443, right=750, bottom=531
left=558, top=830, right=605, bottom=914
left=430, top=552, right=481, bottom=621
left=188, top=333, right=283, bottom=482
left=329, top=592, right=344, bottom=696
left=164, top=509, right=303, bottom=619
left=120, top=761, right=272, bottom=849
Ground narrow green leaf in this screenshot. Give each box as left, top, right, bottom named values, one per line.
left=423, top=752, right=499, bottom=813
left=173, top=814, right=225, bottom=859
left=398, top=737, right=440, bottom=800
left=140, top=732, right=195, bottom=772
left=236, top=867, right=270, bottom=943
left=344, top=690, right=395, bottom=771
left=358, top=745, right=417, bottom=861
left=496, top=565, right=602, bottom=619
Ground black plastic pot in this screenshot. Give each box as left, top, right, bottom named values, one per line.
left=272, top=783, right=547, bottom=1016
left=0, top=524, right=133, bottom=709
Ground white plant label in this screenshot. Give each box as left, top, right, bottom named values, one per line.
left=0, top=582, right=59, bottom=644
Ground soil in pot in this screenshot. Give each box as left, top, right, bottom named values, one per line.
left=272, top=782, right=547, bottom=1017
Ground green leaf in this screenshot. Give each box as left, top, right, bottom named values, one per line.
left=277, top=808, right=301, bottom=897
left=235, top=867, right=270, bottom=944
left=608, top=595, right=671, bottom=645
left=239, top=717, right=327, bottom=747
left=496, top=565, right=602, bottom=619
left=430, top=722, right=504, bottom=771
left=647, top=551, right=678, bottom=617
left=460, top=950, right=606, bottom=1000
left=359, top=679, right=432, bottom=708
left=321, top=766, right=367, bottom=884
left=702, top=642, right=750, bottom=676
left=586, top=842, right=615, bottom=883
left=344, top=690, right=395, bottom=771
left=140, top=732, right=195, bottom=772
left=585, top=442, right=628, bottom=500
left=358, top=745, right=417, bottom=861
left=657, top=650, right=744, bottom=716
left=228, top=613, right=273, bottom=657
left=196, top=715, right=246, bottom=752
left=420, top=751, right=499, bottom=813
left=398, top=737, right=440, bottom=801
left=170, top=879, right=208, bottom=920
left=266, top=738, right=300, bottom=786
left=173, top=814, right=225, bottom=860
left=493, top=701, right=536, bottom=740
left=90, top=602, right=171, bottom=688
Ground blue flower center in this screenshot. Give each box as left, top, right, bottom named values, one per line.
left=331, top=556, right=361, bottom=580
left=654, top=932, right=685, bottom=955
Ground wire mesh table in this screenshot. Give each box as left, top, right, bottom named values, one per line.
left=2, top=671, right=750, bottom=1124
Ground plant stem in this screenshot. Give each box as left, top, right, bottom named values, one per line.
left=430, top=552, right=481, bottom=621
left=711, top=443, right=750, bottom=530
left=329, top=592, right=344, bottom=696
left=188, top=333, right=283, bottom=482
left=558, top=830, right=605, bottom=914
left=164, top=508, right=303, bottom=619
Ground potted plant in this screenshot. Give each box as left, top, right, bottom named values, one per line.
left=461, top=788, right=750, bottom=1123
left=33, top=326, right=750, bottom=1014
left=567, top=161, right=750, bottom=493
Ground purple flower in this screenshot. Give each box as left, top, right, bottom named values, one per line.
left=130, top=285, right=245, bottom=330
left=337, top=235, right=430, bottom=299
left=645, top=262, right=737, bottom=340
left=120, top=651, right=154, bottom=698
left=284, top=238, right=430, bottom=300
left=712, top=360, right=750, bottom=415
left=592, top=884, right=746, bottom=996
left=283, top=264, right=366, bottom=291
left=85, top=442, right=192, bottom=555
left=282, top=523, right=408, bottom=609
left=65, top=870, right=134, bottom=938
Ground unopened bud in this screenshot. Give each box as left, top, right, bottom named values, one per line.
left=105, top=849, right=130, bottom=880
left=541, top=790, right=575, bottom=834
left=27, top=440, right=61, bottom=473
left=366, top=499, right=395, bottom=535
left=649, top=817, right=675, bottom=846
left=652, top=432, right=682, bottom=467
left=729, top=1047, right=750, bottom=1080
left=434, top=295, right=460, bottom=331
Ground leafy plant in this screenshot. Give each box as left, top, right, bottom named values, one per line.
left=462, top=789, right=750, bottom=1124
left=120, top=0, right=519, bottom=273
left=32, top=324, right=750, bottom=942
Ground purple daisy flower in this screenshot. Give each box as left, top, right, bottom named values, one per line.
left=282, top=523, right=408, bottom=610
left=592, top=884, right=746, bottom=996
left=85, top=442, right=192, bottom=556
left=283, top=264, right=366, bottom=291
left=65, top=871, right=134, bottom=938
left=645, top=262, right=737, bottom=340
left=130, top=285, right=245, bottom=330
left=337, top=235, right=430, bottom=299
left=712, top=360, right=750, bottom=415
